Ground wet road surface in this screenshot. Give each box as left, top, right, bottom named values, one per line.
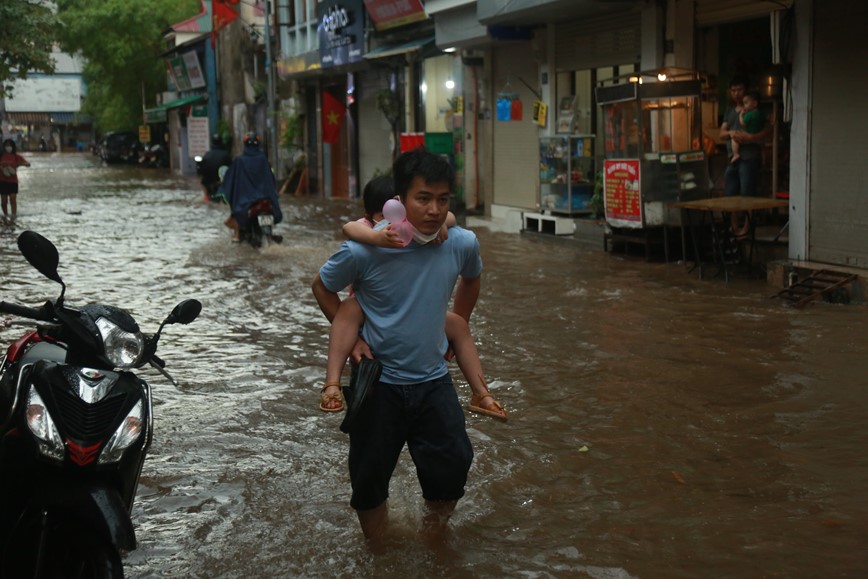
left=1, top=153, right=867, bottom=578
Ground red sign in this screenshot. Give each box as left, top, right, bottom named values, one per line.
left=363, top=0, right=427, bottom=31
left=604, top=159, right=642, bottom=227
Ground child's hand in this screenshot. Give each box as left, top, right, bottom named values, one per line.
left=378, top=226, right=405, bottom=248
left=432, top=223, right=450, bottom=244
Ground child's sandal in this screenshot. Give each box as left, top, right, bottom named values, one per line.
left=319, top=382, right=344, bottom=413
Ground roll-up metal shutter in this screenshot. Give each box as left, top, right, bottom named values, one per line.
left=695, top=0, right=792, bottom=27
left=492, top=42, right=540, bottom=209
left=808, top=0, right=868, bottom=267
left=555, top=11, right=641, bottom=72
left=358, top=69, right=395, bottom=188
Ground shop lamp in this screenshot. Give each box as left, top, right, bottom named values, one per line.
left=445, top=79, right=455, bottom=90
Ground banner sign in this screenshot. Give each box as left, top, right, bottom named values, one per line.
left=363, top=0, right=427, bottom=31
left=604, top=159, right=642, bottom=228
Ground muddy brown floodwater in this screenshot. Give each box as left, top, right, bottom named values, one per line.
left=1, top=153, right=866, bottom=578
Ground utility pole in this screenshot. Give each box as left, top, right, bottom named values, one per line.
left=264, top=0, right=277, bottom=170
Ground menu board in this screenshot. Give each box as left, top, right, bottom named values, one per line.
left=604, top=159, right=642, bottom=228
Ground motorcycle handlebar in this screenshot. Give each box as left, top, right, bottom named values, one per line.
left=0, top=301, right=49, bottom=321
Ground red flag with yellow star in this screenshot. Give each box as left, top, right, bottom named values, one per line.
left=211, top=0, right=240, bottom=46
left=322, top=90, right=345, bottom=144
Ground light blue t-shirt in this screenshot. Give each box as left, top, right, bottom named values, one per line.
left=319, top=226, right=483, bottom=385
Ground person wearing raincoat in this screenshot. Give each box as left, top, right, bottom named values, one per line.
left=220, top=132, right=283, bottom=242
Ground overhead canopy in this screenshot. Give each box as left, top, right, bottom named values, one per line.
left=365, top=36, right=435, bottom=60
left=146, top=93, right=206, bottom=112
left=143, top=94, right=206, bottom=124
left=4, top=112, right=51, bottom=126
left=48, top=112, right=88, bottom=124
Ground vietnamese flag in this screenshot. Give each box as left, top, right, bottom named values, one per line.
left=322, top=91, right=345, bottom=144
left=211, top=0, right=240, bottom=45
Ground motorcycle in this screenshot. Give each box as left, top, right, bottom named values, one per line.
left=139, top=143, right=167, bottom=168
left=0, top=231, right=202, bottom=578
left=241, top=198, right=283, bottom=248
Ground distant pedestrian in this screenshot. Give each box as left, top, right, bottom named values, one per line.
left=0, top=139, right=31, bottom=222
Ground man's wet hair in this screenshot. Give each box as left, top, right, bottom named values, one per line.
left=393, top=147, right=455, bottom=200
left=363, top=175, right=395, bottom=220
left=729, top=75, right=748, bottom=89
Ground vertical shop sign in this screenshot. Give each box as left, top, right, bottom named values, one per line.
left=182, top=51, right=206, bottom=89
left=604, top=159, right=642, bottom=228
left=169, top=56, right=193, bottom=91
left=319, top=0, right=364, bottom=68
left=187, top=105, right=210, bottom=158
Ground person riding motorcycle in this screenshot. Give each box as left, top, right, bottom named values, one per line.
left=199, top=134, right=232, bottom=202
left=220, top=132, right=283, bottom=242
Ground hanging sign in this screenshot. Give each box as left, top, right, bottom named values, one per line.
left=363, top=0, right=427, bottom=31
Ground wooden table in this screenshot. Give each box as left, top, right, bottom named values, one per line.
left=670, top=196, right=788, bottom=281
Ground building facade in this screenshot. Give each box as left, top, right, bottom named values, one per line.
left=267, top=0, right=866, bottom=271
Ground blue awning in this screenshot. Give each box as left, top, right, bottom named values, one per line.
left=49, top=112, right=89, bottom=124
left=365, top=36, right=435, bottom=60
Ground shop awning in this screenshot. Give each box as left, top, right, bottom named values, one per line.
left=143, top=94, right=206, bottom=124
left=365, top=36, right=435, bottom=60
left=147, top=93, right=207, bottom=112
left=48, top=112, right=88, bottom=124
left=4, top=112, right=51, bottom=126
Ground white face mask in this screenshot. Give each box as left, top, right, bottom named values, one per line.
left=412, top=226, right=440, bottom=245
left=3, top=147, right=12, bottom=153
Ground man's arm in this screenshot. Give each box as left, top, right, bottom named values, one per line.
left=452, top=275, right=481, bottom=323
left=311, top=273, right=341, bottom=322
left=312, top=273, right=374, bottom=361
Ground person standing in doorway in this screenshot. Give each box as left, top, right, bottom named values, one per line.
left=719, top=77, right=771, bottom=236
left=0, top=139, right=31, bottom=222
left=311, top=148, right=485, bottom=547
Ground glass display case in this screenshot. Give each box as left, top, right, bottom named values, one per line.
left=596, top=69, right=708, bottom=229
left=538, top=134, right=595, bottom=215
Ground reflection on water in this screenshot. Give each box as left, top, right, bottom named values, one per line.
left=1, top=154, right=867, bottom=577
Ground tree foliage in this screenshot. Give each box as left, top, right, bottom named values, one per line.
left=55, top=0, right=200, bottom=131
left=0, top=0, right=60, bottom=98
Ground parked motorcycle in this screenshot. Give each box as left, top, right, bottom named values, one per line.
left=0, top=231, right=202, bottom=578
left=242, top=198, right=283, bottom=248
left=139, top=143, right=168, bottom=168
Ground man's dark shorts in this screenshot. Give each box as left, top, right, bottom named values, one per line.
left=348, top=373, right=474, bottom=511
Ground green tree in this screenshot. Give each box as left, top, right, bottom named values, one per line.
left=55, top=0, right=199, bottom=131
left=0, top=0, right=60, bottom=97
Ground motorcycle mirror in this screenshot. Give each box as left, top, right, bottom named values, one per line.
left=17, top=231, right=64, bottom=286
left=165, top=299, right=202, bottom=326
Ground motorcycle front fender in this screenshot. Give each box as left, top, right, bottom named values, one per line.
left=34, top=479, right=137, bottom=551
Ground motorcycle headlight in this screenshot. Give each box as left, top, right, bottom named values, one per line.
left=96, top=316, right=144, bottom=368
left=26, top=387, right=65, bottom=462
left=99, top=400, right=144, bottom=464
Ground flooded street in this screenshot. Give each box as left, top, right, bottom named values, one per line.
left=2, top=152, right=867, bottom=578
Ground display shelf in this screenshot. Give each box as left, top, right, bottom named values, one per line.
left=539, top=134, right=596, bottom=215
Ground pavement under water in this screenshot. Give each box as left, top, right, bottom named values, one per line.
left=1, top=153, right=866, bottom=578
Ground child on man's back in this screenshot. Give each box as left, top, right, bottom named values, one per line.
left=318, top=175, right=507, bottom=420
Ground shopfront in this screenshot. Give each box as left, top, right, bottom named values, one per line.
left=318, top=0, right=367, bottom=198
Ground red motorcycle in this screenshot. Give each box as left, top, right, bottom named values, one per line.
left=0, top=231, right=201, bottom=578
